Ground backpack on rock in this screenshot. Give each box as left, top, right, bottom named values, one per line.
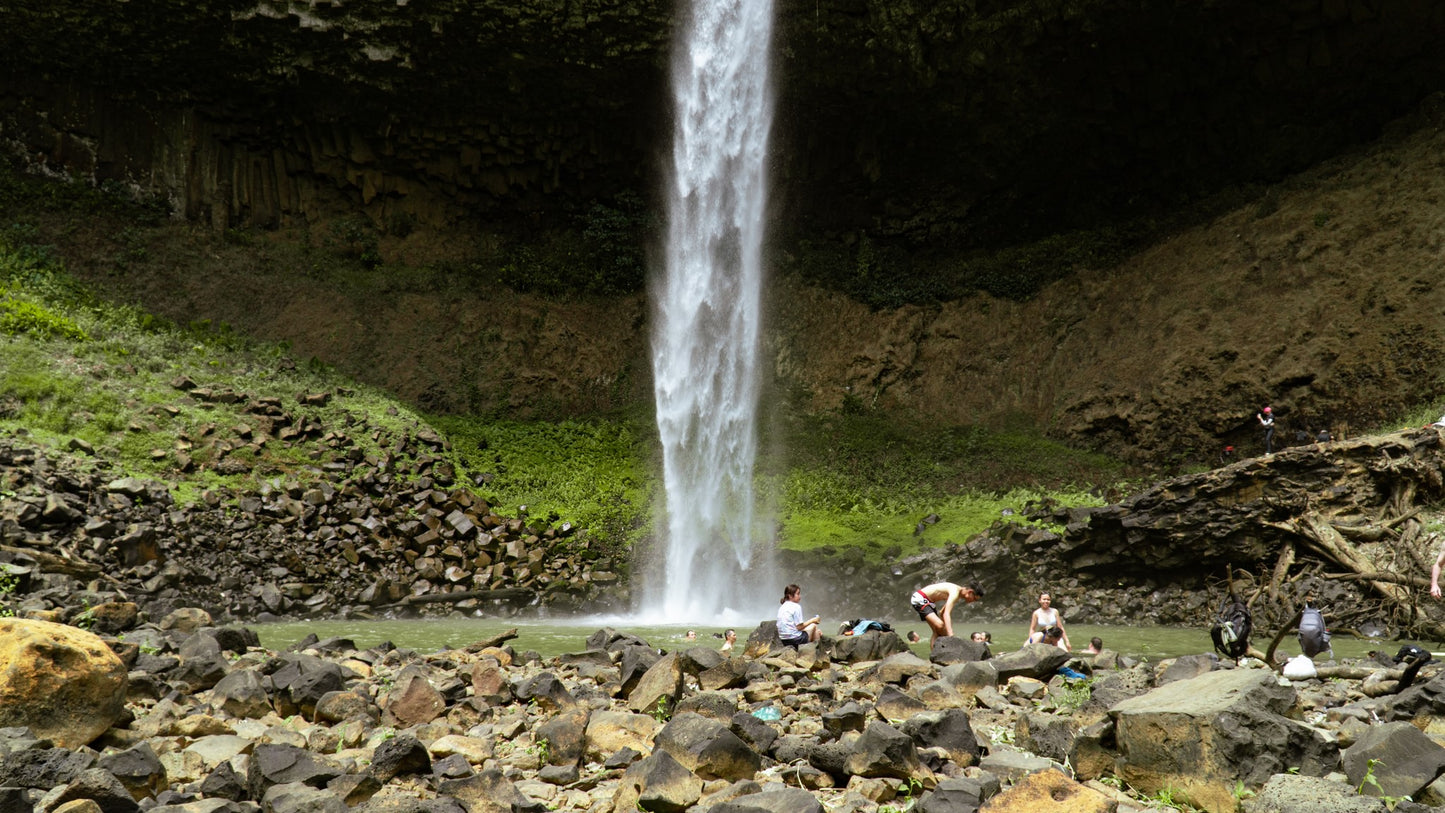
left=1297, top=604, right=1332, bottom=658
left=1210, top=593, right=1252, bottom=661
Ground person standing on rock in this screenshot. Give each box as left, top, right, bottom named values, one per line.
left=777, top=584, right=820, bottom=647
left=1257, top=406, right=1275, bottom=454
left=910, top=582, right=982, bottom=645
left=1026, top=591, right=1071, bottom=651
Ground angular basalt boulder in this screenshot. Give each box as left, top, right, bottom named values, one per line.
left=832, top=630, right=911, bottom=664
left=584, top=710, right=659, bottom=762
left=1340, top=721, right=1445, bottom=802
left=626, top=653, right=684, bottom=715
left=1111, top=668, right=1338, bottom=813
left=653, top=712, right=761, bottom=782
left=609, top=749, right=703, bottom=813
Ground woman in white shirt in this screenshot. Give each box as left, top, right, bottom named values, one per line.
left=777, top=583, right=820, bottom=647
left=1027, top=592, right=1070, bottom=650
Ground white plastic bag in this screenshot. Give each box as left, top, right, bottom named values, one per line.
left=1282, top=654, right=1317, bottom=680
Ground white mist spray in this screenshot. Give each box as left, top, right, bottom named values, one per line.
left=646, top=0, right=776, bottom=620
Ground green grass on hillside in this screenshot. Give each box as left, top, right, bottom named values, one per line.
left=0, top=231, right=462, bottom=505
left=761, top=412, right=1123, bottom=557
left=433, top=416, right=652, bottom=558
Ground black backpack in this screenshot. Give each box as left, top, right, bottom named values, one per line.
left=1394, top=644, right=1432, bottom=665
left=1210, top=594, right=1252, bottom=660
left=1297, top=605, right=1331, bottom=658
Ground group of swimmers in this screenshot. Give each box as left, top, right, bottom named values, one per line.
left=770, top=582, right=1102, bottom=654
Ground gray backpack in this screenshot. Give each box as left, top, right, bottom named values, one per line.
left=1298, top=605, right=1331, bottom=658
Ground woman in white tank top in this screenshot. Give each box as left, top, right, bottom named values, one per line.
left=1027, top=592, right=1071, bottom=650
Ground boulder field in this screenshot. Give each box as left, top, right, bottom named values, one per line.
left=3, top=615, right=1445, bottom=812
left=11, top=423, right=1445, bottom=641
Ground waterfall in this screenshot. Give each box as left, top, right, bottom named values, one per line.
left=645, top=0, right=776, bottom=620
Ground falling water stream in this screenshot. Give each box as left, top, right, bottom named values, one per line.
left=645, top=0, right=776, bottom=620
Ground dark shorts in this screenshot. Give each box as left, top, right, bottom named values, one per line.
left=910, top=591, right=938, bottom=621
left=779, top=632, right=809, bottom=648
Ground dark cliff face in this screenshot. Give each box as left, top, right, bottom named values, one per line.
left=2, top=0, right=1443, bottom=244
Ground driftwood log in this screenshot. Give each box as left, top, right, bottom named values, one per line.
left=1048, top=428, right=1445, bottom=640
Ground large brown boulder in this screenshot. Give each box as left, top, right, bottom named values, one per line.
left=1110, top=668, right=1338, bottom=813
left=0, top=618, right=127, bottom=747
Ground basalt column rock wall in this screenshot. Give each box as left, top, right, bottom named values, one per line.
left=0, top=0, right=677, bottom=230
left=2, top=1, right=1444, bottom=240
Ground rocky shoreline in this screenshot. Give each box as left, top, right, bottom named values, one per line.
left=4, top=612, right=1445, bottom=812
left=8, top=421, right=1445, bottom=651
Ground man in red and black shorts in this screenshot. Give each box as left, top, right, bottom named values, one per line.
left=909, top=582, right=982, bottom=645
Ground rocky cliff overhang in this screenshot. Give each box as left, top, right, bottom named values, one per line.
left=2, top=1, right=1444, bottom=239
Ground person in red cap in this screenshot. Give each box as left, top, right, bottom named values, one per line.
left=1256, top=406, right=1275, bottom=454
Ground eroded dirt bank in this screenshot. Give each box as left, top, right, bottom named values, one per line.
left=43, top=100, right=1445, bottom=467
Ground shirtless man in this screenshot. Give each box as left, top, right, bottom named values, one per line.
left=909, top=582, right=983, bottom=644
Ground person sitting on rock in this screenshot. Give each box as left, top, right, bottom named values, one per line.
left=777, top=584, right=820, bottom=647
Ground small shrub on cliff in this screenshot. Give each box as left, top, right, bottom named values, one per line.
left=326, top=216, right=381, bottom=270
left=0, top=296, right=87, bottom=340
left=578, top=191, right=655, bottom=295
left=0, top=564, right=17, bottom=617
